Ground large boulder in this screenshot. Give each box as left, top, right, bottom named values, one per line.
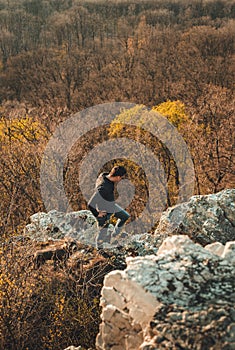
left=155, top=188, right=235, bottom=246
left=24, top=210, right=99, bottom=245
left=96, top=235, right=235, bottom=350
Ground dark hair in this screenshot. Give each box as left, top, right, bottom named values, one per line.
left=109, top=165, right=127, bottom=177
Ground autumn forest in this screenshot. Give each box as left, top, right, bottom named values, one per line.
left=0, top=0, right=234, bottom=236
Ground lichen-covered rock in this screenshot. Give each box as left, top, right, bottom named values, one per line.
left=23, top=209, right=158, bottom=254
left=97, top=235, right=235, bottom=350
left=141, top=303, right=235, bottom=350
left=121, top=232, right=159, bottom=256
left=24, top=210, right=99, bottom=245
left=155, top=188, right=235, bottom=246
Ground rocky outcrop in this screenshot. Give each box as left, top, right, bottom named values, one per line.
left=23, top=189, right=235, bottom=251
left=97, top=235, right=235, bottom=350
left=24, top=209, right=99, bottom=245
left=155, top=189, right=235, bottom=246
left=23, top=209, right=159, bottom=254
left=22, top=189, right=235, bottom=350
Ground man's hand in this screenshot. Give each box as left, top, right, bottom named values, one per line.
left=97, top=211, right=107, bottom=218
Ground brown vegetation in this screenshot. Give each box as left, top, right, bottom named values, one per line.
left=0, top=0, right=234, bottom=236
left=0, top=238, right=124, bottom=349
left=32, top=240, right=78, bottom=269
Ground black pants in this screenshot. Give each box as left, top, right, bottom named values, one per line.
left=96, top=204, right=130, bottom=248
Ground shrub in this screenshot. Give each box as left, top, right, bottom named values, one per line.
left=0, top=239, right=116, bottom=350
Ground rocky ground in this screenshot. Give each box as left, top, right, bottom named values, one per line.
left=18, top=188, right=235, bottom=350
left=97, top=235, right=235, bottom=350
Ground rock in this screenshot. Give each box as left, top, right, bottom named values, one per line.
left=205, top=241, right=235, bottom=264
left=97, top=235, right=235, bottom=350
left=155, top=189, right=235, bottom=246
left=204, top=241, right=225, bottom=256
left=23, top=208, right=160, bottom=255
left=222, top=241, right=235, bottom=264
left=120, top=232, right=159, bottom=256
left=24, top=210, right=100, bottom=245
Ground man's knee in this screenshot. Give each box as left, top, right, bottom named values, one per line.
left=116, top=210, right=130, bottom=225
left=122, top=212, right=130, bottom=223
left=122, top=209, right=130, bottom=220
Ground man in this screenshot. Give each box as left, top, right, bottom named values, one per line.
left=88, top=165, right=130, bottom=248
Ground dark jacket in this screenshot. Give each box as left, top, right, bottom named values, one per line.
left=88, top=173, right=115, bottom=217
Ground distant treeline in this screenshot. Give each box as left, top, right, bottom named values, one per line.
left=0, top=0, right=234, bottom=107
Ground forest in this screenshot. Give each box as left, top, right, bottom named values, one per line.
left=0, top=0, right=234, bottom=348
left=0, top=0, right=234, bottom=235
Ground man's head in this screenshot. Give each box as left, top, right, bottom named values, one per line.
left=108, top=166, right=127, bottom=182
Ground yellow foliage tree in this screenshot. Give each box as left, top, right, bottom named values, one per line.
left=152, top=100, right=188, bottom=129
left=0, top=115, right=48, bottom=145
left=0, top=113, right=48, bottom=235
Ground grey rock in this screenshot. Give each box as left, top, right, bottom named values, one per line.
left=24, top=210, right=99, bottom=246
left=97, top=235, right=235, bottom=350
left=226, top=323, right=235, bottom=342
left=155, top=189, right=235, bottom=246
